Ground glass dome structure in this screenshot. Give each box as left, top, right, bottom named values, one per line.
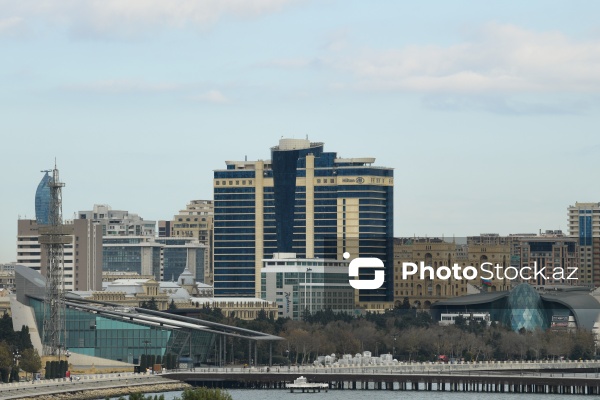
left=502, top=283, right=548, bottom=331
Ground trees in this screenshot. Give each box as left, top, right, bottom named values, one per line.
left=178, top=387, right=232, bottom=400
left=20, top=348, right=41, bottom=380
left=0, top=342, right=12, bottom=383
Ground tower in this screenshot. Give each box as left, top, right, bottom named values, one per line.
left=39, top=164, right=71, bottom=356
left=213, top=138, right=394, bottom=306
left=35, top=170, right=52, bottom=225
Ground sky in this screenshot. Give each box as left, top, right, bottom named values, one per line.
left=1, top=1, right=600, bottom=262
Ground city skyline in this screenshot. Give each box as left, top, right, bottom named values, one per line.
left=2, top=1, right=600, bottom=262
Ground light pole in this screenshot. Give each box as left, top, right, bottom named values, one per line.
left=392, top=334, right=397, bottom=360
left=12, top=348, right=20, bottom=382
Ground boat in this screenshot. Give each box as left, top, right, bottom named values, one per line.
left=287, top=376, right=329, bottom=393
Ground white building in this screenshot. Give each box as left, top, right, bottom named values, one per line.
left=78, top=204, right=156, bottom=237
left=439, top=312, right=492, bottom=326
left=261, top=253, right=354, bottom=320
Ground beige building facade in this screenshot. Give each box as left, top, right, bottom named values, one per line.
left=17, top=219, right=102, bottom=291
left=394, top=235, right=510, bottom=309
left=568, top=202, right=600, bottom=287
left=166, top=200, right=214, bottom=285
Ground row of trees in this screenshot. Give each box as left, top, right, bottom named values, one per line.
left=169, top=305, right=597, bottom=365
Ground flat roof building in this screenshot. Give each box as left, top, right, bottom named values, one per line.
left=261, top=253, right=355, bottom=320
left=213, top=138, right=394, bottom=311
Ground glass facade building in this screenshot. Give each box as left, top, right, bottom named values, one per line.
left=35, top=171, right=52, bottom=225
left=30, top=297, right=215, bottom=364
left=214, top=138, right=394, bottom=303
left=103, top=237, right=205, bottom=282
left=432, top=283, right=600, bottom=332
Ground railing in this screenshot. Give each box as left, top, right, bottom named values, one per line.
left=163, top=359, right=600, bottom=375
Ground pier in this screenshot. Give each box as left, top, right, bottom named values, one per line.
left=165, top=370, right=600, bottom=395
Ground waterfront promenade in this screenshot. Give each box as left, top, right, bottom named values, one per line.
left=2, top=360, right=600, bottom=399
left=0, top=373, right=183, bottom=400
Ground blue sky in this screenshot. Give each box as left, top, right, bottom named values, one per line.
left=1, top=0, right=600, bottom=262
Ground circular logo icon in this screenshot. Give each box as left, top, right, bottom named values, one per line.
left=356, top=177, right=364, bottom=184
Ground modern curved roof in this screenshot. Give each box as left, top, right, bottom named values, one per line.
left=541, top=293, right=600, bottom=330
left=430, top=291, right=509, bottom=308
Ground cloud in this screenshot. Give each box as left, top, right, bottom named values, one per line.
left=325, top=23, right=600, bottom=95
left=62, top=80, right=181, bottom=94
left=0, top=16, right=24, bottom=37
left=61, top=79, right=231, bottom=104
left=258, top=58, right=314, bottom=69
left=189, top=90, right=229, bottom=104
left=0, top=0, right=301, bottom=39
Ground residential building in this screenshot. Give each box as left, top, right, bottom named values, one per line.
left=16, top=218, right=102, bottom=291
left=102, top=236, right=207, bottom=283
left=261, top=253, right=355, bottom=320
left=213, top=138, right=394, bottom=311
left=163, top=200, right=214, bottom=285
left=393, top=235, right=510, bottom=310
left=511, top=230, right=579, bottom=285
left=465, top=234, right=511, bottom=292
left=158, top=220, right=171, bottom=238
left=568, top=202, right=600, bottom=286
left=394, top=237, right=470, bottom=309
left=77, top=204, right=156, bottom=236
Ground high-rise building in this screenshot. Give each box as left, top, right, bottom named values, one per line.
left=77, top=204, right=156, bottom=236
left=16, top=219, right=102, bottom=291
left=213, top=138, right=394, bottom=307
left=568, top=202, right=600, bottom=286
left=34, top=171, right=52, bottom=225
left=162, top=200, right=214, bottom=284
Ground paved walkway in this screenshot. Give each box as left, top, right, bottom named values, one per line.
left=0, top=373, right=171, bottom=399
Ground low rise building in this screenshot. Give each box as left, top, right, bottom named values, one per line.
left=189, top=297, right=278, bottom=320
left=261, top=253, right=354, bottom=320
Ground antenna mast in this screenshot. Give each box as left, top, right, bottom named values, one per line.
left=39, top=164, right=70, bottom=356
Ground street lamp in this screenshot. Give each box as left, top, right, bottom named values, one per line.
left=392, top=334, right=397, bottom=360
left=12, top=348, right=20, bottom=382
left=13, top=348, right=20, bottom=366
